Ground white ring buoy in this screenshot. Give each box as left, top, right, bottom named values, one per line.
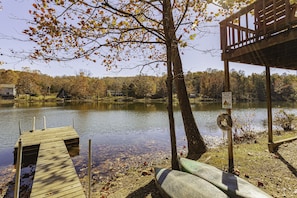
left=217, top=113, right=232, bottom=130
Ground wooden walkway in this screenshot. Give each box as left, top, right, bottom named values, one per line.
left=14, top=126, right=86, bottom=198
left=14, top=126, right=80, bottom=164
left=14, top=126, right=79, bottom=148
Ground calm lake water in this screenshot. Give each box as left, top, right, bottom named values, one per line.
left=1, top=101, right=297, bottom=168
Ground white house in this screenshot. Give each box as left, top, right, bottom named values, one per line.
left=0, top=84, right=16, bottom=99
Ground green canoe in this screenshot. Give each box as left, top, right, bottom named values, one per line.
left=154, top=168, right=229, bottom=198
left=179, top=158, right=272, bottom=198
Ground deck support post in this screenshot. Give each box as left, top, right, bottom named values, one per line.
left=224, top=60, right=234, bottom=173
left=14, top=139, right=22, bottom=198
left=266, top=66, right=274, bottom=151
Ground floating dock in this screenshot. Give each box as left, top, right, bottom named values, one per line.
left=14, top=126, right=86, bottom=198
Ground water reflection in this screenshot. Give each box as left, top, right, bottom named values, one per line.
left=59, top=101, right=169, bottom=112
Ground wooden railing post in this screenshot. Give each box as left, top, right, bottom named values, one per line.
left=285, top=0, right=291, bottom=25
left=220, top=21, right=227, bottom=53
left=263, top=0, right=267, bottom=35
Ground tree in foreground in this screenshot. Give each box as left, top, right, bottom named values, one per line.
left=24, top=0, right=249, bottom=165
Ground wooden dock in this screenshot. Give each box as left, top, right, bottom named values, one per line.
left=14, top=126, right=79, bottom=164
left=14, top=126, right=86, bottom=198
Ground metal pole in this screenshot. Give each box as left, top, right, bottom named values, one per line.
left=32, top=116, right=36, bottom=132
left=224, top=60, right=234, bottom=173
left=14, top=139, right=22, bottom=198
left=43, top=116, right=47, bottom=130
left=88, top=139, right=92, bottom=198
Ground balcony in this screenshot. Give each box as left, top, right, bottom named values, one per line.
left=220, top=0, right=297, bottom=69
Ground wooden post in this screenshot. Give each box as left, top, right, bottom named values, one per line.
left=88, top=139, right=92, bottom=198
left=32, top=117, right=36, bottom=132
left=43, top=116, right=47, bottom=130
left=14, top=139, right=22, bottom=198
left=224, top=60, right=234, bottom=173
left=266, top=66, right=274, bottom=151
left=18, top=120, right=21, bottom=135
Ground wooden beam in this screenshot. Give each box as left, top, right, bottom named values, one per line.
left=269, top=136, right=297, bottom=152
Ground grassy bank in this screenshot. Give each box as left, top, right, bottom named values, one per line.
left=7, top=94, right=218, bottom=104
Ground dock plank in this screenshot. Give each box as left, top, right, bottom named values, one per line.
left=15, top=126, right=79, bottom=148
left=30, top=140, right=85, bottom=198
left=14, top=126, right=85, bottom=197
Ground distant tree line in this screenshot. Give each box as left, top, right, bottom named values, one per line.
left=0, top=67, right=297, bottom=101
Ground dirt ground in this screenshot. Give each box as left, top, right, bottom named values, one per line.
left=84, top=132, right=297, bottom=198
left=1, top=132, right=296, bottom=198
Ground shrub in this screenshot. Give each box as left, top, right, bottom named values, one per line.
left=232, top=110, right=257, bottom=144
left=274, top=109, right=295, bottom=131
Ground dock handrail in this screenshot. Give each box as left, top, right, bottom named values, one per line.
left=220, top=0, right=297, bottom=53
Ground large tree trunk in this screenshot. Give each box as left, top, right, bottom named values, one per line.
left=163, top=0, right=178, bottom=170
left=166, top=49, right=179, bottom=170
left=163, top=0, right=207, bottom=160
left=172, top=46, right=207, bottom=159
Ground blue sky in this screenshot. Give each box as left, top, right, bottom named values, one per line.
left=0, top=0, right=296, bottom=77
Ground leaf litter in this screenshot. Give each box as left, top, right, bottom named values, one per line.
left=1, top=133, right=297, bottom=197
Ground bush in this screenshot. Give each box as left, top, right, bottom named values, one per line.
left=232, top=110, right=257, bottom=144
left=274, top=109, right=295, bottom=131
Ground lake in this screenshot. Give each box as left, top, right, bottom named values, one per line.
left=0, top=101, right=296, bottom=170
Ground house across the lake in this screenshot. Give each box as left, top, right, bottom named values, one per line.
left=56, top=88, right=72, bottom=100
left=0, top=84, right=16, bottom=99
left=107, top=90, right=123, bottom=96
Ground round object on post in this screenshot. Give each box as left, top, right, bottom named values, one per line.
left=217, top=113, right=232, bottom=131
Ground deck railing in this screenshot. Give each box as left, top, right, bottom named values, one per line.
left=220, top=0, right=297, bottom=52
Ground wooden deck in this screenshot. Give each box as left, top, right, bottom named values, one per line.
left=14, top=126, right=85, bottom=198
left=220, top=0, right=297, bottom=151
left=220, top=0, right=297, bottom=69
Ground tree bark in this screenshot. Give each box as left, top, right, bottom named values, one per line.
left=163, top=0, right=207, bottom=160
left=172, top=46, right=207, bottom=159
left=163, top=0, right=179, bottom=170
left=166, top=49, right=179, bottom=170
